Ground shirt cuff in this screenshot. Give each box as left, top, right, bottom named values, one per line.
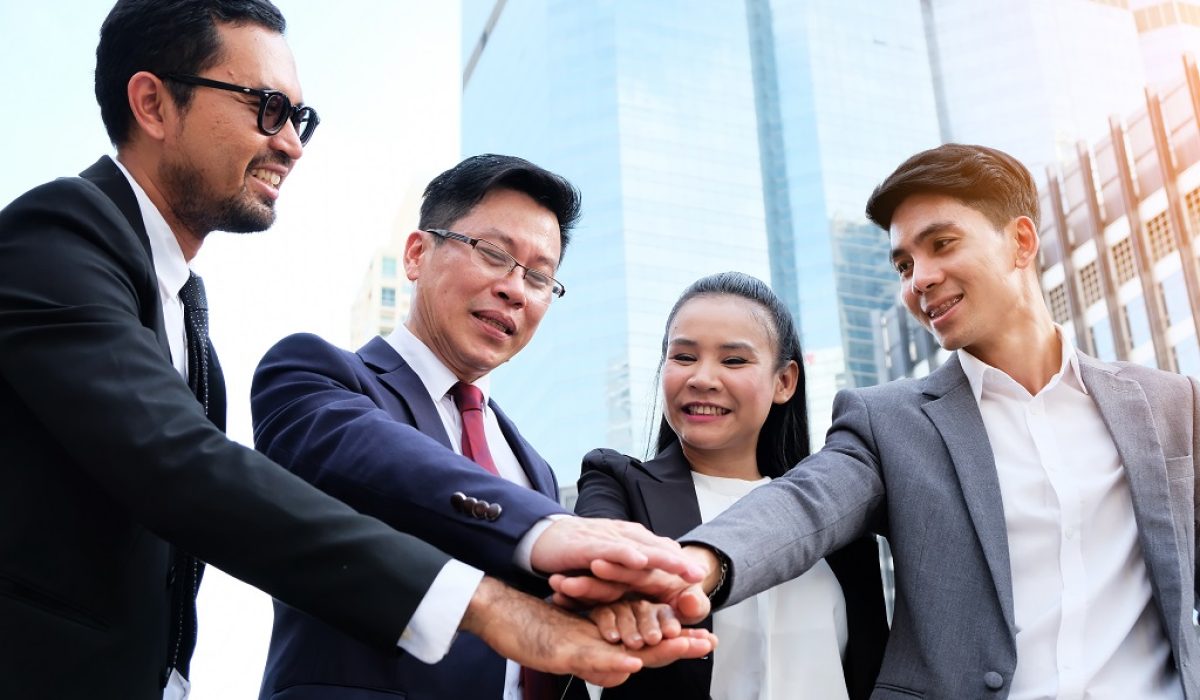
left=514, top=514, right=570, bottom=573
left=397, top=559, right=484, bottom=663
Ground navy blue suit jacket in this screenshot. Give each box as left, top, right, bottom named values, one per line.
left=251, top=333, right=565, bottom=699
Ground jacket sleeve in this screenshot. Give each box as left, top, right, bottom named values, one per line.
left=251, top=332, right=568, bottom=588
left=0, top=178, right=447, bottom=648
left=574, top=448, right=638, bottom=520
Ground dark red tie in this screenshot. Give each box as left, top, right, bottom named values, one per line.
left=449, top=382, right=554, bottom=700
left=449, top=382, right=500, bottom=476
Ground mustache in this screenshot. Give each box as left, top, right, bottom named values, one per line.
left=249, top=152, right=293, bottom=170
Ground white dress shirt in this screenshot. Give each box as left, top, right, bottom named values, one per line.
left=695, top=472, right=848, bottom=700
left=112, top=160, right=485, bottom=700
left=386, top=324, right=535, bottom=700
left=959, top=329, right=1182, bottom=700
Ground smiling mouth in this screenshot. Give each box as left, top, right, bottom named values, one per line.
left=474, top=312, right=514, bottom=336
left=926, top=295, right=963, bottom=320
left=684, top=404, right=729, bottom=416
left=249, top=168, right=282, bottom=187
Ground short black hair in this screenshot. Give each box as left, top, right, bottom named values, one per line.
left=96, top=0, right=287, bottom=146
left=419, top=154, right=582, bottom=261
left=654, top=272, right=809, bottom=478
left=865, top=143, right=1040, bottom=232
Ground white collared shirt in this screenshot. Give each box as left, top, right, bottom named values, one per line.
left=959, top=329, right=1182, bottom=700
left=386, top=324, right=536, bottom=700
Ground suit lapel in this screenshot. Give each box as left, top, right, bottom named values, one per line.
left=920, top=356, right=1016, bottom=632
left=1078, top=355, right=1181, bottom=631
left=357, top=337, right=454, bottom=450
left=491, top=402, right=558, bottom=499
left=635, top=443, right=704, bottom=540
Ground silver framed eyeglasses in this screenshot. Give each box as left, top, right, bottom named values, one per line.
left=425, top=229, right=566, bottom=303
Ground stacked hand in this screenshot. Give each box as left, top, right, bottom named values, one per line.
left=467, top=517, right=726, bottom=686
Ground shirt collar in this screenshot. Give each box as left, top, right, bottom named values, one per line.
left=110, top=157, right=190, bottom=299
left=957, top=324, right=1085, bottom=402
left=384, top=324, right=492, bottom=405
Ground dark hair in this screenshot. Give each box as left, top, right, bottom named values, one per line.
left=419, top=154, right=582, bottom=261
left=653, top=272, right=809, bottom=479
left=865, top=143, right=1040, bottom=232
left=96, top=0, right=287, bottom=146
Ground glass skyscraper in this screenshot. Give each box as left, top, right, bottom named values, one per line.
left=462, top=0, right=941, bottom=481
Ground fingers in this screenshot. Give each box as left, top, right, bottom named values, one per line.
left=550, top=572, right=630, bottom=606
left=654, top=604, right=682, bottom=640
left=672, top=584, right=712, bottom=625
left=587, top=605, right=620, bottom=644
left=531, top=517, right=705, bottom=581
left=631, top=634, right=716, bottom=668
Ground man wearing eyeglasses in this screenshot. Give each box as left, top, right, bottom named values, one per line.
left=250, top=154, right=643, bottom=699
left=0, top=3, right=711, bottom=699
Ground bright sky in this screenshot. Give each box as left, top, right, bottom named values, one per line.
left=0, top=2, right=461, bottom=696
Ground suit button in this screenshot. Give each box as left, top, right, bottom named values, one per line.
left=472, top=500, right=489, bottom=519
left=983, top=671, right=1004, bottom=690
left=450, top=492, right=467, bottom=511
left=485, top=503, right=502, bottom=521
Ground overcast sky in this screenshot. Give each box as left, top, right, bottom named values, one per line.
left=0, top=2, right=461, bottom=696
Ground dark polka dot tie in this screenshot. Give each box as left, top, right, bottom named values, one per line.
left=168, top=271, right=209, bottom=681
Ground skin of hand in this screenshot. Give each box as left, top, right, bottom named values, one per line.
left=588, top=599, right=690, bottom=649
left=530, top=517, right=707, bottom=584
left=549, top=545, right=722, bottom=625
left=460, top=576, right=715, bottom=687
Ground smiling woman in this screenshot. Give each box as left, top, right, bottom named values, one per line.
left=571, top=271, right=890, bottom=700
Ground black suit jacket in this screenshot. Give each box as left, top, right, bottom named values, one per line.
left=0, top=158, right=451, bottom=699
left=573, top=443, right=889, bottom=700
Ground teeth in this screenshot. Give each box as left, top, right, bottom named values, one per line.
left=927, top=295, right=962, bottom=319
left=250, top=169, right=282, bottom=187
left=478, top=315, right=511, bottom=334
left=687, top=405, right=728, bottom=416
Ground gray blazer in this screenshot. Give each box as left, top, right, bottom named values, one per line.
left=686, top=353, right=1200, bottom=699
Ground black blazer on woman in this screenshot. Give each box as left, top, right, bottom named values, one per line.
left=572, top=442, right=889, bottom=700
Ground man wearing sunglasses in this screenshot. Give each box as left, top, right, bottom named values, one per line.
left=249, top=154, right=658, bottom=699
left=0, top=2, right=711, bottom=699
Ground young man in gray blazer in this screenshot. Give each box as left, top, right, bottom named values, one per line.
left=559, top=143, right=1200, bottom=699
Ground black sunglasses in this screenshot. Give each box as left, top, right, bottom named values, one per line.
left=163, top=73, right=320, bottom=145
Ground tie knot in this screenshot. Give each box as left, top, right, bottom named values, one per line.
left=450, top=381, right=485, bottom=413
left=179, top=272, right=207, bottom=311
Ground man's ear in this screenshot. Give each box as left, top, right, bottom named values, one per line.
left=126, top=71, right=173, bottom=142
left=1011, top=215, right=1040, bottom=270
left=403, top=230, right=429, bottom=282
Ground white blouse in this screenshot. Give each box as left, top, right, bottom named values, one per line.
left=693, top=471, right=849, bottom=700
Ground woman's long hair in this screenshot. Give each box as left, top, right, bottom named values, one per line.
left=652, top=271, right=809, bottom=478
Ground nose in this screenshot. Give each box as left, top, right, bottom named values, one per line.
left=493, top=267, right=527, bottom=308
left=686, top=359, right=720, bottom=391
left=908, top=258, right=942, bottom=296
left=269, top=119, right=305, bottom=161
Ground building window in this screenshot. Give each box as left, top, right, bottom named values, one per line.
left=1091, top=317, right=1117, bottom=362
left=1175, top=335, right=1200, bottom=377
left=1145, top=211, right=1177, bottom=263
left=1048, top=284, right=1071, bottom=324
left=1079, top=261, right=1103, bottom=307
left=1186, top=187, right=1200, bottom=234
left=1111, top=237, right=1136, bottom=285
left=381, top=287, right=396, bottom=308
left=1162, top=270, right=1192, bottom=326
left=1124, top=298, right=1153, bottom=348
left=381, top=256, right=397, bottom=278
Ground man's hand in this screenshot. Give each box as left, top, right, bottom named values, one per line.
left=587, top=599, right=696, bottom=650
left=530, top=517, right=706, bottom=583
left=461, top=576, right=715, bottom=687
left=549, top=545, right=722, bottom=625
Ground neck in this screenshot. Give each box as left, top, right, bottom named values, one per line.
left=117, top=149, right=204, bottom=261
left=680, top=442, right=762, bottom=481
left=968, top=311, right=1061, bottom=395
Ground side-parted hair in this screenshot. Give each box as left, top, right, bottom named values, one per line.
left=96, top=0, right=287, bottom=146
left=419, top=154, right=582, bottom=262
left=865, top=143, right=1040, bottom=232
left=654, top=272, right=809, bottom=479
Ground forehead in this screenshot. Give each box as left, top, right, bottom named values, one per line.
left=670, top=295, right=774, bottom=346
left=210, top=22, right=303, bottom=100
left=451, top=188, right=563, bottom=264
left=888, top=193, right=992, bottom=249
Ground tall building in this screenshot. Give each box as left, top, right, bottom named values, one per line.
left=1132, top=0, right=1200, bottom=90
left=349, top=231, right=413, bottom=348
left=461, top=0, right=941, bottom=479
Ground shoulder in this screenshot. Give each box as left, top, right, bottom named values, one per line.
left=256, top=333, right=366, bottom=384
left=581, top=448, right=641, bottom=477
left=1088, top=356, right=1195, bottom=395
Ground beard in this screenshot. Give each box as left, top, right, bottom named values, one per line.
left=159, top=156, right=279, bottom=236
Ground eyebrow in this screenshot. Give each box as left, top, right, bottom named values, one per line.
left=668, top=338, right=759, bottom=352
left=890, top=220, right=958, bottom=261
left=483, top=230, right=558, bottom=270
